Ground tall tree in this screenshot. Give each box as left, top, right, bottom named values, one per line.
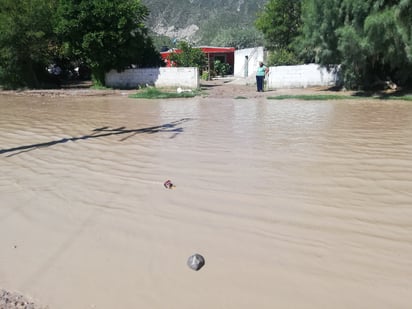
left=255, top=0, right=302, bottom=65
left=334, top=0, right=374, bottom=88
left=0, top=0, right=56, bottom=88
left=297, top=0, right=341, bottom=64
left=255, top=0, right=302, bottom=50
left=299, top=0, right=412, bottom=88
left=55, top=0, right=162, bottom=86
left=363, top=1, right=410, bottom=85
left=396, top=0, right=412, bottom=60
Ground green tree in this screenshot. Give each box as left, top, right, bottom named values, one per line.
left=55, top=0, right=162, bottom=86
left=267, top=49, right=301, bottom=66
left=363, top=2, right=410, bottom=85
left=335, top=0, right=373, bottom=88
left=151, top=32, right=175, bottom=52
left=0, top=0, right=56, bottom=89
left=167, top=41, right=206, bottom=68
left=299, top=0, right=412, bottom=89
left=255, top=0, right=302, bottom=65
left=255, top=0, right=302, bottom=50
left=396, top=0, right=412, bottom=60
left=297, top=0, right=341, bottom=64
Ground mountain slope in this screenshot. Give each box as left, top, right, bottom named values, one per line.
left=141, top=0, right=268, bottom=46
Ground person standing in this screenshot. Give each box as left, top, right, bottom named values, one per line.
left=256, top=61, right=269, bottom=92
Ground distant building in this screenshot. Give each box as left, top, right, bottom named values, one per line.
left=233, top=47, right=266, bottom=78
left=160, top=46, right=235, bottom=74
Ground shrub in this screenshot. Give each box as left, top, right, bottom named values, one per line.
left=201, top=71, right=209, bottom=80
left=214, top=60, right=230, bottom=76
left=267, top=49, right=300, bottom=66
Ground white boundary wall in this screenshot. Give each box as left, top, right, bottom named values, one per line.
left=105, top=67, right=199, bottom=89
left=267, top=64, right=340, bottom=89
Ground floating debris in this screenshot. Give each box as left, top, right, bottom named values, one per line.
left=0, top=289, right=46, bottom=309
left=164, top=180, right=175, bottom=189
left=187, top=254, right=205, bottom=271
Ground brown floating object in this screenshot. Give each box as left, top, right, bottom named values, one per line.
left=164, top=180, right=174, bottom=189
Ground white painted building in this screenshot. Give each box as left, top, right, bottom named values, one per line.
left=234, top=46, right=266, bottom=78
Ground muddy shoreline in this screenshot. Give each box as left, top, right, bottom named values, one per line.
left=0, top=78, right=357, bottom=99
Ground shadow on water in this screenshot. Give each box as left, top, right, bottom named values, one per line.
left=0, top=118, right=191, bottom=157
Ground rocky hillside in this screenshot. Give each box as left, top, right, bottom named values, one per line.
left=141, top=0, right=268, bottom=47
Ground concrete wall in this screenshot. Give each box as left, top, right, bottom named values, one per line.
left=234, top=47, right=265, bottom=78
left=267, top=64, right=340, bottom=89
left=105, top=67, right=199, bottom=89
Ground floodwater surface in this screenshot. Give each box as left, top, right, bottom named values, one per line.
left=1, top=94, right=411, bottom=308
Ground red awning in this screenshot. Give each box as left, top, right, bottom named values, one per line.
left=199, top=46, right=236, bottom=53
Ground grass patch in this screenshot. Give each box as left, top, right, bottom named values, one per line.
left=90, top=84, right=112, bottom=90
left=267, top=94, right=356, bottom=100
left=381, top=95, right=412, bottom=101
left=268, top=93, right=412, bottom=101
left=129, top=87, right=197, bottom=99
left=235, top=96, right=248, bottom=99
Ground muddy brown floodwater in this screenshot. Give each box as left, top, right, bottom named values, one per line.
left=1, top=85, right=412, bottom=309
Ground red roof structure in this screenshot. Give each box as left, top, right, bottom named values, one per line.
left=199, top=46, right=235, bottom=53
left=160, top=46, right=235, bottom=75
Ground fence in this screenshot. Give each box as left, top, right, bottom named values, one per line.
left=105, top=67, right=199, bottom=89
left=267, top=64, right=340, bottom=89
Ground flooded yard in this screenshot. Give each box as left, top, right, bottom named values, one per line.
left=1, top=90, right=411, bottom=308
